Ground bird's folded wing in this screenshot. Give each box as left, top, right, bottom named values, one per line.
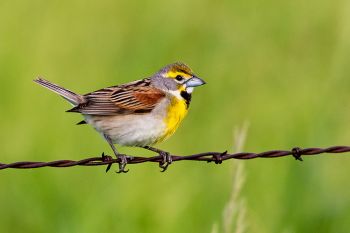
left=67, top=84, right=166, bottom=115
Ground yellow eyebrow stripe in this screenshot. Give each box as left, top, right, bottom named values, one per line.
left=167, top=71, right=192, bottom=78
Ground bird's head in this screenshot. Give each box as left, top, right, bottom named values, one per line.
left=152, top=62, right=206, bottom=95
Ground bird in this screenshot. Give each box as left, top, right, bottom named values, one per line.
left=34, top=62, right=206, bottom=173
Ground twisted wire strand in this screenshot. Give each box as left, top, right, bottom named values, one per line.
left=1, top=146, right=349, bottom=171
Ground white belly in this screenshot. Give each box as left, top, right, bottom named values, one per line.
left=85, top=113, right=166, bottom=146
left=83, top=98, right=171, bottom=147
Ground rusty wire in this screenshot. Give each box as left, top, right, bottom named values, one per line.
left=0, top=146, right=349, bottom=172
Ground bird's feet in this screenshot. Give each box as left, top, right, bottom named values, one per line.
left=159, top=150, right=172, bottom=172
left=103, top=134, right=134, bottom=173
left=143, top=146, right=172, bottom=172
left=102, top=152, right=133, bottom=173
left=116, top=155, right=134, bottom=173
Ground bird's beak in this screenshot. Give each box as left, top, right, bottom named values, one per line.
left=185, top=76, right=206, bottom=87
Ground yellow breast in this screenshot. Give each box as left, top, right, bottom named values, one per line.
left=156, top=96, right=188, bottom=143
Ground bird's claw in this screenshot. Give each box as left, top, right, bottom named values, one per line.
left=116, top=155, right=134, bottom=173
left=159, top=151, right=172, bottom=172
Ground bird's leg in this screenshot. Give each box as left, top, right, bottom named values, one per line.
left=104, top=134, right=129, bottom=173
left=143, top=146, right=172, bottom=172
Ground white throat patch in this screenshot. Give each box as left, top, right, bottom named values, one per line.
left=186, top=87, right=194, bottom=94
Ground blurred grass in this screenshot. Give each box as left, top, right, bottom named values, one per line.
left=1, top=0, right=350, bottom=232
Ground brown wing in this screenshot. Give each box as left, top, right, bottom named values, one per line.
left=67, top=79, right=166, bottom=115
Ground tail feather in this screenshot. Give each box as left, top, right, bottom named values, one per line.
left=34, top=78, right=85, bottom=106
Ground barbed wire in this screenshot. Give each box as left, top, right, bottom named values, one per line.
left=1, top=146, right=349, bottom=173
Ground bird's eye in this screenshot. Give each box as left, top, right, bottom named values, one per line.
left=175, top=75, right=184, bottom=81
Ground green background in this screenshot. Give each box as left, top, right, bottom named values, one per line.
left=1, top=0, right=350, bottom=232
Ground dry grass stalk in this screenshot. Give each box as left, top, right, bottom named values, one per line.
left=213, top=122, right=249, bottom=233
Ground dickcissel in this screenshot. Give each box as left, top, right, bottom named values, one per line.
left=34, top=62, right=205, bottom=172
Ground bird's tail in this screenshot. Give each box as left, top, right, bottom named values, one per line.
left=34, top=78, right=85, bottom=106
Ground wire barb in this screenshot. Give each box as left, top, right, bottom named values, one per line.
left=291, top=147, right=303, bottom=161
left=0, top=146, right=349, bottom=172
left=101, top=152, right=113, bottom=173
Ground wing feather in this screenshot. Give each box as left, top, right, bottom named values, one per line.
left=67, top=79, right=166, bottom=115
